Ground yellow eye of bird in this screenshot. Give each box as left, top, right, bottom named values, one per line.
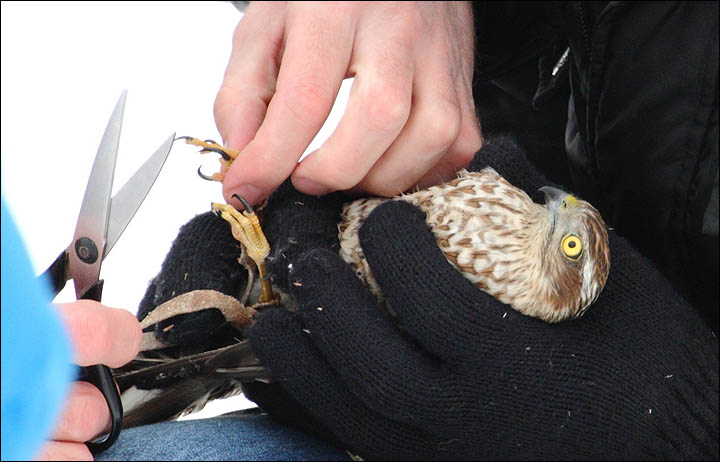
left=561, top=234, right=583, bottom=260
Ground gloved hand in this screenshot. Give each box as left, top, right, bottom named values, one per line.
left=246, top=136, right=719, bottom=459
left=136, top=210, right=249, bottom=347
left=127, top=172, right=351, bottom=438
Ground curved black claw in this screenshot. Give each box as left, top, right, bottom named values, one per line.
left=199, top=146, right=233, bottom=161
left=232, top=193, right=254, bottom=214
left=197, top=166, right=215, bottom=182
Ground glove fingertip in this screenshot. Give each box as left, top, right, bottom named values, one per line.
left=363, top=200, right=429, bottom=232
left=360, top=200, right=439, bottom=261
left=356, top=195, right=510, bottom=344
left=264, top=183, right=345, bottom=293
left=251, top=306, right=300, bottom=341
left=249, top=307, right=337, bottom=397
left=359, top=201, right=461, bottom=289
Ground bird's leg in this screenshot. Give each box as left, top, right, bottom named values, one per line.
left=212, top=195, right=277, bottom=304
left=177, top=136, right=239, bottom=182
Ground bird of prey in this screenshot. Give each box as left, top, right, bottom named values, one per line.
left=114, top=137, right=610, bottom=428
left=339, top=166, right=610, bottom=323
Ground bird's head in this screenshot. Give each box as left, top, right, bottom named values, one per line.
left=537, top=186, right=610, bottom=320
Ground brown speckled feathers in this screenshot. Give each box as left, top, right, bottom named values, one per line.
left=339, top=167, right=610, bottom=322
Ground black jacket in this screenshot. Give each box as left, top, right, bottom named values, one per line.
left=471, top=1, right=719, bottom=331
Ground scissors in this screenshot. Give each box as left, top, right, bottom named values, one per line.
left=40, top=90, right=174, bottom=453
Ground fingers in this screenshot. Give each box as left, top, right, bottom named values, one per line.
left=55, top=300, right=141, bottom=368
left=34, top=441, right=92, bottom=461
left=291, top=8, right=480, bottom=197
left=35, top=383, right=106, bottom=460
left=290, top=41, right=414, bottom=195
left=49, top=381, right=110, bottom=444
left=218, top=2, right=480, bottom=205
left=250, top=307, right=433, bottom=457
left=359, top=201, right=505, bottom=358
left=413, top=100, right=483, bottom=190
left=214, top=2, right=286, bottom=154
left=360, top=24, right=480, bottom=195
left=221, top=4, right=354, bottom=206
left=262, top=184, right=345, bottom=293
left=39, top=302, right=139, bottom=459
left=284, top=249, right=447, bottom=421
left=348, top=51, right=469, bottom=196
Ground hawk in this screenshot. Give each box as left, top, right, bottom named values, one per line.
left=339, top=167, right=610, bottom=322
left=115, top=137, right=610, bottom=427
left=178, top=137, right=610, bottom=322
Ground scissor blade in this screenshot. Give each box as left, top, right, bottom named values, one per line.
left=104, top=133, right=175, bottom=258
left=70, top=90, right=127, bottom=298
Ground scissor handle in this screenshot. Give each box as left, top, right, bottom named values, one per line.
left=77, top=280, right=124, bottom=454
left=41, top=250, right=70, bottom=296
left=78, top=364, right=123, bottom=453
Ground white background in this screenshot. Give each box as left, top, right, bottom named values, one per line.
left=1, top=1, right=350, bottom=419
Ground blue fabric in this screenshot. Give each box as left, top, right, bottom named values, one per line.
left=1, top=197, right=75, bottom=460
left=96, top=412, right=350, bottom=460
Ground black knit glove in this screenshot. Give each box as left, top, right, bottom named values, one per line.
left=126, top=184, right=347, bottom=432
left=240, top=179, right=351, bottom=445
left=248, top=136, right=719, bottom=460
left=136, top=211, right=248, bottom=346
left=134, top=178, right=346, bottom=348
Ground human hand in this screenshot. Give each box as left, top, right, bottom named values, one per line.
left=34, top=300, right=141, bottom=461
left=247, top=138, right=719, bottom=459
left=215, top=1, right=482, bottom=207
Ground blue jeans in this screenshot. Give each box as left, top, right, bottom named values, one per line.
left=96, top=411, right=349, bottom=460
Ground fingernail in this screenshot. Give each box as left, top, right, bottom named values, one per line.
left=292, top=177, right=332, bottom=196
left=232, top=184, right=263, bottom=207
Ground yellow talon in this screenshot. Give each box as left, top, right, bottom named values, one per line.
left=178, top=136, right=239, bottom=182
left=211, top=202, right=269, bottom=263
left=211, top=197, right=276, bottom=304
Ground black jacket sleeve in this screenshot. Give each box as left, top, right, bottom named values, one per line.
left=472, top=1, right=719, bottom=330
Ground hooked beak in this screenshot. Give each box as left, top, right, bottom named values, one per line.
left=539, top=186, right=571, bottom=233
left=539, top=186, right=568, bottom=207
